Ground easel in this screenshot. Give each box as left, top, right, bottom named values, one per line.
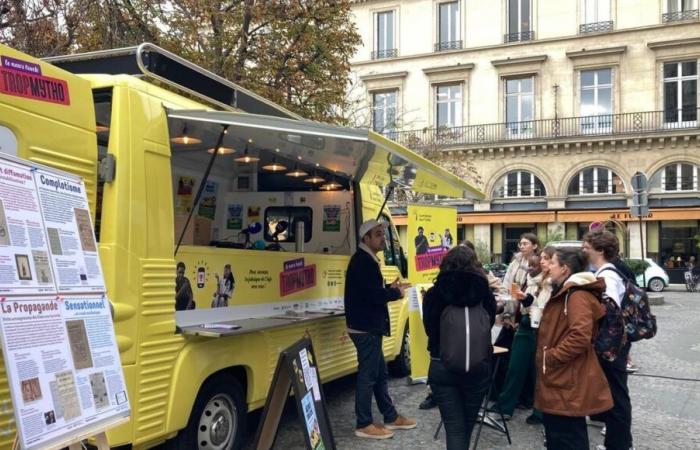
left=11, top=416, right=128, bottom=450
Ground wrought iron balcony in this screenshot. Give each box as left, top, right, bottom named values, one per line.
left=579, top=20, right=614, bottom=33
left=435, top=40, right=463, bottom=52
left=504, top=31, right=535, bottom=43
left=662, top=9, right=699, bottom=22
left=389, top=108, right=700, bottom=150
left=371, top=49, right=398, bottom=59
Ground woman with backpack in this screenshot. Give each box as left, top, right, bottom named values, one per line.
left=535, top=249, right=613, bottom=450
left=422, top=245, right=497, bottom=449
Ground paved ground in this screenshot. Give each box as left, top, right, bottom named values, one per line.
left=242, top=287, right=700, bottom=449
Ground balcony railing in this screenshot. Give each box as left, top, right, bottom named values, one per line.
left=662, top=9, right=699, bottom=22
left=371, top=48, right=398, bottom=59
left=579, top=20, right=614, bottom=33
left=389, top=108, right=700, bottom=149
left=435, top=40, right=463, bottom=51
left=504, top=30, right=535, bottom=43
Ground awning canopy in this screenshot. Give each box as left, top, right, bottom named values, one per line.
left=166, top=109, right=484, bottom=199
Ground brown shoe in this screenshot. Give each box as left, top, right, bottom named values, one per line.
left=355, top=423, right=394, bottom=439
left=385, top=415, right=417, bottom=430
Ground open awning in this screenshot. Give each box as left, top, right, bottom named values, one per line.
left=166, top=109, right=484, bottom=199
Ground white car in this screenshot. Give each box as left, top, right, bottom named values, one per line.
left=547, top=241, right=669, bottom=292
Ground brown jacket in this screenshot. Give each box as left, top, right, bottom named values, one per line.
left=534, top=272, right=613, bottom=417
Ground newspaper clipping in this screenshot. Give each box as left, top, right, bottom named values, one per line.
left=0, top=295, right=129, bottom=449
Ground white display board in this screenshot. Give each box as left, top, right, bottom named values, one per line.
left=0, top=154, right=129, bottom=450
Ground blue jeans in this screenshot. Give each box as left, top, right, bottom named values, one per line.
left=429, top=359, right=490, bottom=450
left=350, top=332, right=398, bottom=428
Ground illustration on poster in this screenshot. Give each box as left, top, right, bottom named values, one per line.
left=14, top=254, right=32, bottom=280
left=211, top=263, right=235, bottom=308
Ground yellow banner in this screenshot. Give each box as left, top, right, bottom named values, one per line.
left=406, top=205, right=456, bottom=381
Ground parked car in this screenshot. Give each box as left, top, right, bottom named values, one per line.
left=484, top=262, right=508, bottom=279
left=547, top=241, right=668, bottom=292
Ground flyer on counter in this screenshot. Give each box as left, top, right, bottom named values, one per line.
left=33, top=168, right=105, bottom=293
left=0, top=158, right=57, bottom=295
left=0, top=295, right=130, bottom=450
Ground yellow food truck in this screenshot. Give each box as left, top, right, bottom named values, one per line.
left=0, top=43, right=482, bottom=449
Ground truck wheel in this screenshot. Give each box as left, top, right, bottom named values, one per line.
left=388, top=324, right=411, bottom=377
left=648, top=277, right=665, bottom=293
left=169, top=373, right=246, bottom=450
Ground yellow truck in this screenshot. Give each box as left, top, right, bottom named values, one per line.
left=0, top=43, right=482, bottom=449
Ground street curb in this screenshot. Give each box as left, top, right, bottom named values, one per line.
left=648, top=293, right=664, bottom=305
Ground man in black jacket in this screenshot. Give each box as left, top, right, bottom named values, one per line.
left=345, top=219, right=415, bottom=440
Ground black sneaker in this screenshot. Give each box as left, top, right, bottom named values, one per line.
left=526, top=413, right=542, bottom=425
left=419, top=394, right=437, bottom=410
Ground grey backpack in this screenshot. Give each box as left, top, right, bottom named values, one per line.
left=440, top=304, right=493, bottom=373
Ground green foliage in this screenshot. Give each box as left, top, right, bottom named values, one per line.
left=544, top=230, right=565, bottom=248
left=623, top=258, right=650, bottom=276
left=474, top=239, right=491, bottom=264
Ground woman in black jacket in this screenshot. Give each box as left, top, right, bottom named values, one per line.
left=423, top=245, right=497, bottom=449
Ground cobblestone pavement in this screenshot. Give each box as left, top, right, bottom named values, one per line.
left=243, top=287, right=700, bottom=450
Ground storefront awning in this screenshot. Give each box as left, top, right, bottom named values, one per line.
left=166, top=109, right=484, bottom=199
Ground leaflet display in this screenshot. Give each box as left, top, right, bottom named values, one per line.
left=0, top=295, right=130, bottom=450
left=34, top=168, right=105, bottom=293
left=0, top=159, right=56, bottom=295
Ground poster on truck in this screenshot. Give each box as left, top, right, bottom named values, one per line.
left=0, top=295, right=130, bottom=450
left=34, top=168, right=105, bottom=293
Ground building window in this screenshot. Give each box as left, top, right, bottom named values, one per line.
left=506, top=0, right=534, bottom=42
left=492, top=170, right=546, bottom=198
left=650, top=162, right=699, bottom=192
left=505, top=77, right=534, bottom=137
left=436, top=84, right=462, bottom=128
left=663, top=0, right=699, bottom=22
left=372, top=90, right=398, bottom=136
left=580, top=0, right=613, bottom=32
left=663, top=61, right=697, bottom=126
left=580, top=68, right=613, bottom=132
left=568, top=167, right=624, bottom=195
left=264, top=207, right=313, bottom=243
left=659, top=220, right=698, bottom=273
left=436, top=1, right=462, bottom=51
left=373, top=11, right=397, bottom=59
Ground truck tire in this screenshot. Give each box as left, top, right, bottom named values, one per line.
left=388, top=324, right=411, bottom=377
left=168, top=373, right=246, bottom=450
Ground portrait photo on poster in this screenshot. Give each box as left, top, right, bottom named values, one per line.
left=15, top=254, right=32, bottom=280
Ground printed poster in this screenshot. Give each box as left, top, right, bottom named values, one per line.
left=197, top=180, right=218, bottom=220
left=0, top=159, right=56, bottom=295
left=301, top=391, right=325, bottom=450
left=34, top=168, right=105, bottom=293
left=227, top=204, right=243, bottom=230
left=0, top=295, right=130, bottom=450
left=175, top=175, right=196, bottom=215
left=322, top=205, right=341, bottom=232
left=407, top=285, right=432, bottom=382
left=406, top=205, right=457, bottom=284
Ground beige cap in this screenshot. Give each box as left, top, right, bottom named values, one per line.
left=359, top=219, right=385, bottom=238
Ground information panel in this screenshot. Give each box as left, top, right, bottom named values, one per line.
left=0, top=159, right=56, bottom=295
left=34, top=168, right=105, bottom=293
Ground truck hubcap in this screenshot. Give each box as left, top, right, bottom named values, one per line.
left=198, top=393, right=236, bottom=449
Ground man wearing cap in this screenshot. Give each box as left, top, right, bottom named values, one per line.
left=344, top=219, right=416, bottom=440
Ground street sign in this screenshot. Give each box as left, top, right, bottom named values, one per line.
left=631, top=171, right=648, bottom=192
left=630, top=205, right=650, bottom=218
left=632, top=192, right=648, bottom=207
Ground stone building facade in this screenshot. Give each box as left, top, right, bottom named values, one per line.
left=349, top=0, right=700, bottom=283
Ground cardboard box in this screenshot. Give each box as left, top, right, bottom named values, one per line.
left=175, top=215, right=212, bottom=245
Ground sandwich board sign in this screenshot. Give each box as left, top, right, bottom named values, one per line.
left=255, top=338, right=335, bottom=450
left=0, top=153, right=130, bottom=450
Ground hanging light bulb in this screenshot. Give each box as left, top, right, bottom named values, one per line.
left=286, top=164, right=308, bottom=178
left=207, top=146, right=235, bottom=155
left=170, top=123, right=201, bottom=145
left=320, top=178, right=342, bottom=190
left=304, top=171, right=325, bottom=184
left=234, top=144, right=260, bottom=163
left=262, top=156, right=287, bottom=172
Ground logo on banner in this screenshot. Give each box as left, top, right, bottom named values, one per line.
left=280, top=258, right=316, bottom=296
left=0, top=56, right=70, bottom=105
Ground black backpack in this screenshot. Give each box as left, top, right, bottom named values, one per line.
left=600, top=267, right=658, bottom=342
left=440, top=304, right=493, bottom=373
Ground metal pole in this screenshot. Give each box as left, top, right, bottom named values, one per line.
left=639, top=215, right=646, bottom=288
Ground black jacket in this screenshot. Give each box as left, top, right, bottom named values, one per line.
left=344, top=248, right=403, bottom=336
left=422, top=270, right=497, bottom=358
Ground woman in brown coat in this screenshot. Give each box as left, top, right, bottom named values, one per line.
left=534, top=249, right=613, bottom=450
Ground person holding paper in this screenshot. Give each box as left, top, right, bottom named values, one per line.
left=344, top=219, right=415, bottom=440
